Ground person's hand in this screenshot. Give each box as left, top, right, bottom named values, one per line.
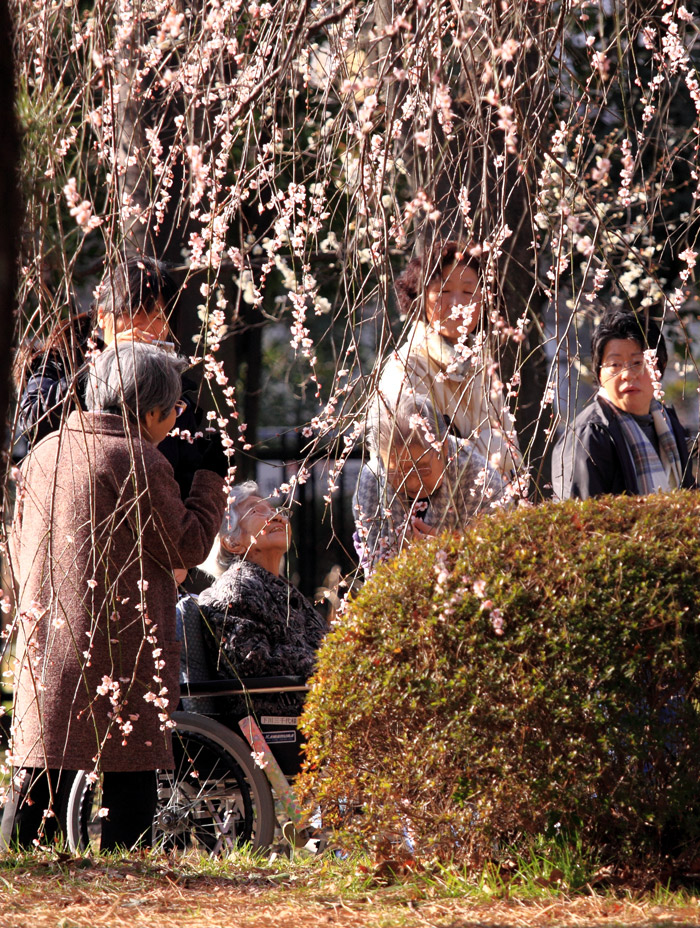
left=200, top=433, right=230, bottom=478
left=115, top=330, right=176, bottom=352
left=173, top=568, right=188, bottom=585
left=114, top=328, right=157, bottom=344
left=409, top=517, right=437, bottom=541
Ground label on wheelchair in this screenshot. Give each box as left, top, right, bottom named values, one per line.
left=260, top=716, right=299, bottom=726
left=264, top=730, right=297, bottom=744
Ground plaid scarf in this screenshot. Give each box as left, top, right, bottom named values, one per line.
left=606, top=394, right=683, bottom=494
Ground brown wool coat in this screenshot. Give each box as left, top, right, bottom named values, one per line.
left=9, top=410, right=226, bottom=772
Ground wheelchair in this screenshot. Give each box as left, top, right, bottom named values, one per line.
left=65, top=675, right=310, bottom=855
left=65, top=597, right=312, bottom=855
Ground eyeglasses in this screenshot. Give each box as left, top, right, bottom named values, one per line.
left=174, top=400, right=188, bottom=418
left=244, top=500, right=290, bottom=519
left=387, top=446, right=439, bottom=476
left=600, top=359, right=646, bottom=376
left=387, top=460, right=436, bottom=480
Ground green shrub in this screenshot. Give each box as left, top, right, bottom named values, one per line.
left=297, top=492, right=700, bottom=867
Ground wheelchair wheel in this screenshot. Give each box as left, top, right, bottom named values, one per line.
left=154, top=712, right=276, bottom=853
left=65, top=711, right=276, bottom=854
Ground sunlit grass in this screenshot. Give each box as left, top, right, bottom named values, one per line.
left=1, top=834, right=696, bottom=901
left=2, top=839, right=700, bottom=928
left=2, top=815, right=700, bottom=928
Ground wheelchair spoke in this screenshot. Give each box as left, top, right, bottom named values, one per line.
left=154, top=728, right=256, bottom=854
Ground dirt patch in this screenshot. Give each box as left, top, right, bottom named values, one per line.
left=1, top=867, right=700, bottom=928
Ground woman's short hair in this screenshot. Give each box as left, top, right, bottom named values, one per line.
left=86, top=342, right=186, bottom=419
left=395, top=239, right=481, bottom=318
left=200, top=481, right=261, bottom=576
left=591, top=311, right=668, bottom=383
left=367, top=391, right=448, bottom=459
left=93, top=255, right=178, bottom=326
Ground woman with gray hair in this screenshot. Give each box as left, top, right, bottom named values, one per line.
left=87, top=339, right=186, bottom=439
left=177, top=481, right=326, bottom=727
left=353, top=391, right=511, bottom=575
left=2, top=342, right=228, bottom=851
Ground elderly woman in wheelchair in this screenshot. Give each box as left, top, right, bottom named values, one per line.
left=66, top=484, right=327, bottom=856
left=172, top=481, right=328, bottom=850
left=177, top=480, right=327, bottom=724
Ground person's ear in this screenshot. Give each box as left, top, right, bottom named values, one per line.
left=99, top=309, right=116, bottom=344
left=221, top=534, right=244, bottom=555
left=141, top=408, right=158, bottom=441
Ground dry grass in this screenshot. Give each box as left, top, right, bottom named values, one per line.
left=1, top=854, right=700, bottom=928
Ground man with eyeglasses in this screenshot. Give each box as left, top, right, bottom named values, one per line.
left=16, top=255, right=222, bottom=500
left=552, top=311, right=697, bottom=500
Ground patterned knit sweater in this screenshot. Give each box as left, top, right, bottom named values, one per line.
left=196, top=559, right=327, bottom=718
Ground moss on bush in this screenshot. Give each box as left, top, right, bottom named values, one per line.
left=297, top=492, right=700, bottom=866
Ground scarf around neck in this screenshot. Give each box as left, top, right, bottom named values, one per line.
left=599, top=390, right=683, bottom=493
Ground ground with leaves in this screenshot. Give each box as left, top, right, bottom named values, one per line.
left=2, top=852, right=700, bottom=928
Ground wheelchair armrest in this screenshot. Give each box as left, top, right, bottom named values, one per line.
left=179, top=675, right=309, bottom=698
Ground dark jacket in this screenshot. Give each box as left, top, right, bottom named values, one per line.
left=17, top=313, right=95, bottom=447
left=552, top=395, right=696, bottom=500
left=18, top=342, right=211, bottom=499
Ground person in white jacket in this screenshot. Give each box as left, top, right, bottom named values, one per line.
left=379, top=240, right=520, bottom=479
